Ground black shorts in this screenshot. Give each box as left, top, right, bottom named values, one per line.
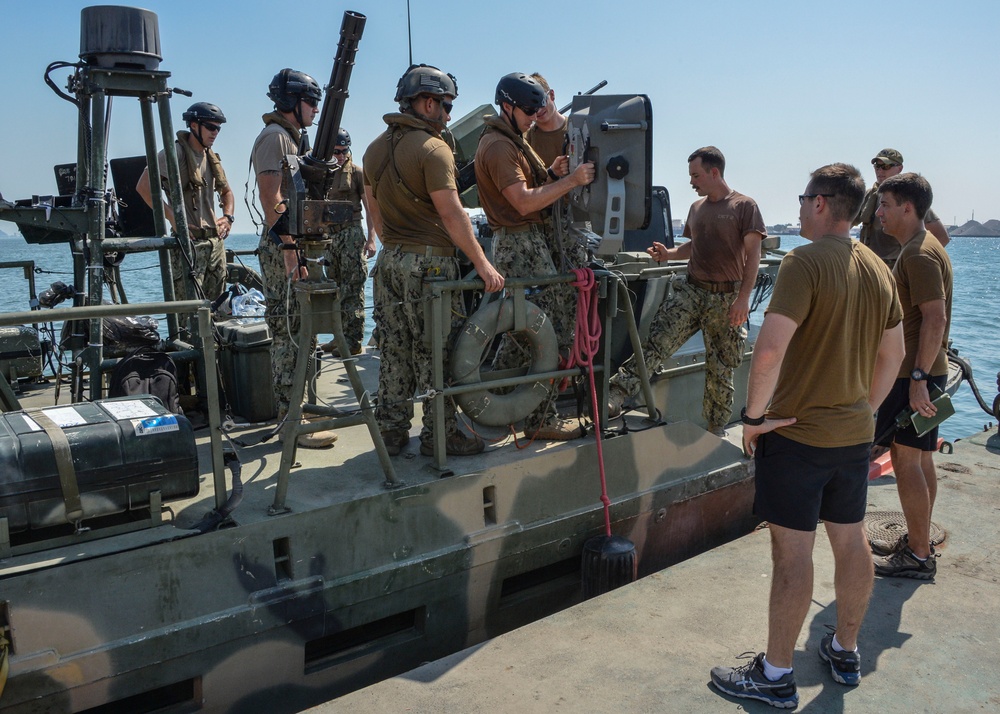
left=873, top=375, right=948, bottom=451
left=753, top=432, right=871, bottom=532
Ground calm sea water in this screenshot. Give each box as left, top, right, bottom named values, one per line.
left=1, top=233, right=996, bottom=442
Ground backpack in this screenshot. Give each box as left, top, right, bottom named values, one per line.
left=108, top=349, right=182, bottom=415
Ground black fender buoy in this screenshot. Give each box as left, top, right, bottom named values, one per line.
left=581, top=534, right=638, bottom=598
left=450, top=297, right=558, bottom=426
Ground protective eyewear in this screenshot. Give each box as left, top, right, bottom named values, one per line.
left=798, top=193, right=834, bottom=205
left=301, top=97, right=319, bottom=108
left=873, top=161, right=897, bottom=170
left=201, top=122, right=222, bottom=133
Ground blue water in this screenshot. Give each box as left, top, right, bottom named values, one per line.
left=1, top=233, right=996, bottom=442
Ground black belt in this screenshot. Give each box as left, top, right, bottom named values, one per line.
left=687, top=274, right=741, bottom=294
left=393, top=244, right=457, bottom=258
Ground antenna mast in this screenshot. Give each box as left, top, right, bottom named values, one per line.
left=407, top=0, right=413, bottom=65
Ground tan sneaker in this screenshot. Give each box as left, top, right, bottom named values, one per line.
left=280, top=419, right=339, bottom=449
left=525, top=417, right=584, bottom=441
left=296, top=430, right=338, bottom=449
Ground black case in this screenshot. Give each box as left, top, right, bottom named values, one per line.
left=0, top=397, right=198, bottom=532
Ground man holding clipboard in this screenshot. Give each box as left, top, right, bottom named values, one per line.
left=872, top=172, right=954, bottom=580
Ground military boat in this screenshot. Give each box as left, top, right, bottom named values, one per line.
left=6, top=6, right=980, bottom=714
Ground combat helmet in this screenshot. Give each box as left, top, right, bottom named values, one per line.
left=394, top=63, right=458, bottom=108
left=267, top=68, right=323, bottom=112
left=182, top=102, right=226, bottom=125
left=336, top=128, right=351, bottom=147
left=495, top=73, right=546, bottom=113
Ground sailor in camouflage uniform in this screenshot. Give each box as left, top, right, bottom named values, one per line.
left=136, top=102, right=235, bottom=310
left=608, top=146, right=766, bottom=435
left=251, top=68, right=338, bottom=448
left=363, top=64, right=504, bottom=457
left=474, top=72, right=594, bottom=439
left=319, top=128, right=377, bottom=356
left=853, top=148, right=950, bottom=265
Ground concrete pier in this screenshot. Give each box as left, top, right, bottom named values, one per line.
left=321, top=428, right=1000, bottom=712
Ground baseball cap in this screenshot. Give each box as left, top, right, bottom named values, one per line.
left=872, top=148, right=903, bottom=166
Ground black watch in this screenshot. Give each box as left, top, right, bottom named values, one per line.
left=910, top=368, right=929, bottom=381
left=223, top=214, right=235, bottom=224
left=740, top=407, right=766, bottom=426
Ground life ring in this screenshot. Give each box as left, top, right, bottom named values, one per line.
left=451, top=297, right=558, bottom=426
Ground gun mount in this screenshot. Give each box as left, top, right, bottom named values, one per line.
left=281, top=10, right=366, bottom=273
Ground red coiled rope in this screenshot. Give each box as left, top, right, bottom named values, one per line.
left=565, top=268, right=612, bottom=536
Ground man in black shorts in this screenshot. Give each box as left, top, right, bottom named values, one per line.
left=710, top=164, right=903, bottom=708
left=871, top=173, right=953, bottom=579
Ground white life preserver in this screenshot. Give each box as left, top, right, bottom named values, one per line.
left=450, top=297, right=559, bottom=426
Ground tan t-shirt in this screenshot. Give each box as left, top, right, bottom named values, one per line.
left=363, top=114, right=456, bottom=248
left=156, top=145, right=216, bottom=233
left=251, top=122, right=297, bottom=176
left=526, top=117, right=567, bottom=167
left=683, top=191, right=766, bottom=283
left=765, top=235, right=902, bottom=447
left=474, top=131, right=545, bottom=228
left=893, top=229, right=953, bottom=377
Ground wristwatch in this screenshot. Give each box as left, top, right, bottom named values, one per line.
left=223, top=214, right=235, bottom=224
left=910, top=368, right=929, bottom=381
left=740, top=407, right=766, bottom=426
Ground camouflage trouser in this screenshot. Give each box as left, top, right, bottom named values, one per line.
left=611, top=278, right=747, bottom=430
left=372, top=246, right=466, bottom=442
left=322, top=223, right=368, bottom=351
left=492, top=225, right=578, bottom=428
left=258, top=230, right=315, bottom=418
left=171, top=236, right=226, bottom=303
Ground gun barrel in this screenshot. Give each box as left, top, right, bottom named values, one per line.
left=311, top=10, right=366, bottom=163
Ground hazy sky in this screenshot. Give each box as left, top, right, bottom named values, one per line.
left=1, top=0, right=997, bottom=228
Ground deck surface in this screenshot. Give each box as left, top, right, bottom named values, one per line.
left=318, top=427, right=1000, bottom=713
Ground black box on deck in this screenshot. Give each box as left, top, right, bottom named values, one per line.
left=0, top=325, right=43, bottom=382
left=0, top=397, right=198, bottom=533
left=216, top=319, right=276, bottom=422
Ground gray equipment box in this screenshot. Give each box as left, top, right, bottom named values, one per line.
left=216, top=319, right=277, bottom=422
left=0, top=325, right=43, bottom=382
left=0, top=397, right=198, bottom=533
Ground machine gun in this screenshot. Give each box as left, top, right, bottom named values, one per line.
left=281, top=10, right=366, bottom=269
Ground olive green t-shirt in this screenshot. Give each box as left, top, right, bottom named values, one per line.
left=893, top=229, right=953, bottom=377
left=526, top=117, right=567, bottom=168
left=683, top=191, right=766, bottom=283
left=765, top=235, right=902, bottom=447
left=855, top=184, right=941, bottom=262
left=474, top=130, right=545, bottom=228
left=328, top=158, right=364, bottom=222
left=363, top=113, right=456, bottom=248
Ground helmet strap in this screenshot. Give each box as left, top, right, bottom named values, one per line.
left=501, top=105, right=522, bottom=137
left=190, top=122, right=208, bottom=149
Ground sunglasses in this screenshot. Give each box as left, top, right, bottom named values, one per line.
left=798, top=193, right=834, bottom=205
left=302, top=97, right=319, bottom=108
left=429, top=96, right=453, bottom=114
left=201, top=122, right=221, bottom=133
left=873, top=161, right=897, bottom=170
left=520, top=105, right=539, bottom=117
left=333, top=148, right=349, bottom=155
